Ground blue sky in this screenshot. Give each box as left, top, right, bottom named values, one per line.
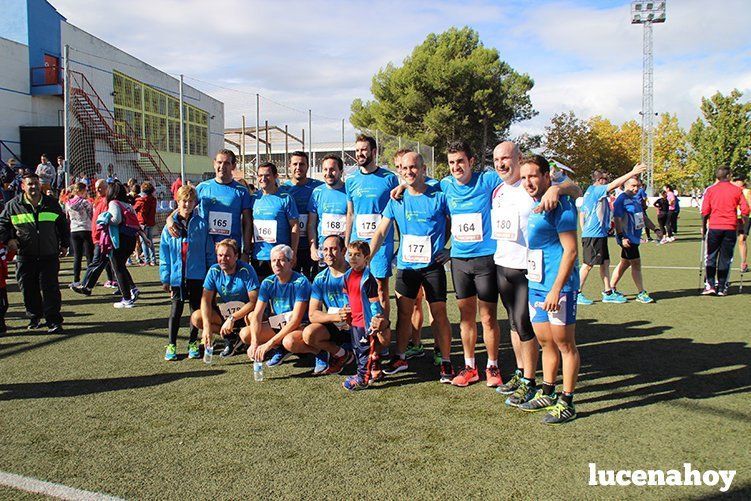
left=51, top=0, right=751, bottom=144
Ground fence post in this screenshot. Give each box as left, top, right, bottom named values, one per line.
left=63, top=44, right=70, bottom=186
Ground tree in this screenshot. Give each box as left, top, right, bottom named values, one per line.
left=543, top=111, right=594, bottom=180
left=653, top=113, right=692, bottom=190
left=350, top=27, right=535, bottom=169
left=687, top=89, right=751, bottom=185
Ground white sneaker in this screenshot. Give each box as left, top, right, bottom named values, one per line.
left=114, top=299, right=136, bottom=309
left=668, top=236, right=676, bottom=242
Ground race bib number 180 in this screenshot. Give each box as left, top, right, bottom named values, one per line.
left=491, top=208, right=519, bottom=241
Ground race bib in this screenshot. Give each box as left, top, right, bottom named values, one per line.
left=401, top=234, right=431, bottom=264
left=451, top=213, right=483, bottom=242
left=356, top=214, right=381, bottom=239
left=634, top=212, right=645, bottom=230
left=253, top=219, right=278, bottom=243
left=321, top=213, right=347, bottom=236
left=526, top=249, right=543, bottom=283
left=218, top=300, right=244, bottom=320
left=491, top=207, right=519, bottom=241
left=208, top=211, right=232, bottom=236
left=297, top=214, right=308, bottom=236
left=327, top=306, right=350, bottom=330
left=268, top=311, right=293, bottom=331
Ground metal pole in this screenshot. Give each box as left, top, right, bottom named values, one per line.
left=641, top=21, right=655, bottom=196
left=301, top=129, right=305, bottom=152
left=255, top=93, right=260, bottom=177
left=341, top=119, right=345, bottom=161
left=63, top=44, right=70, bottom=186
left=284, top=124, right=289, bottom=177
left=265, top=120, right=269, bottom=161
left=179, top=74, right=185, bottom=182
left=308, top=109, right=312, bottom=175
left=241, top=114, right=246, bottom=178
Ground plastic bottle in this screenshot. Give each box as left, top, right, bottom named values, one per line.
left=253, top=360, right=264, bottom=382
left=203, top=345, right=214, bottom=364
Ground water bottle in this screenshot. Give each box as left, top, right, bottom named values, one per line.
left=253, top=361, right=264, bottom=382
left=203, top=345, right=214, bottom=364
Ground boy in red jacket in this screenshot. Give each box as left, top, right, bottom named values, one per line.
left=134, top=181, right=157, bottom=266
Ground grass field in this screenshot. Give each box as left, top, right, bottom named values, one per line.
left=0, top=209, right=749, bottom=500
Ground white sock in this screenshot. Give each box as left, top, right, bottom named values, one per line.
left=487, top=359, right=498, bottom=369
left=464, top=357, right=475, bottom=369
left=442, top=357, right=451, bottom=363
left=334, top=348, right=344, bottom=357
left=399, top=352, right=406, bottom=360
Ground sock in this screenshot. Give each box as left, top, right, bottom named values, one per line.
left=604, top=289, right=612, bottom=295
left=560, top=391, right=574, bottom=406
left=441, top=357, right=451, bottom=363
left=398, top=352, right=406, bottom=360
left=334, top=348, right=345, bottom=357
left=523, top=377, right=536, bottom=387
left=487, top=359, right=498, bottom=369
left=464, top=357, right=475, bottom=369
left=542, top=381, right=556, bottom=396
left=515, top=368, right=523, bottom=376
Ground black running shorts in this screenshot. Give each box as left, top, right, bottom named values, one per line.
left=582, top=237, right=610, bottom=266
left=450, top=254, right=498, bottom=302
left=395, top=263, right=447, bottom=303
left=496, top=265, right=534, bottom=342
left=620, top=243, right=640, bottom=260
left=323, top=322, right=350, bottom=345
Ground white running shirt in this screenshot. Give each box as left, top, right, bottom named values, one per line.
left=492, top=179, right=534, bottom=270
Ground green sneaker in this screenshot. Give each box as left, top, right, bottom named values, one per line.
left=543, top=400, right=577, bottom=424
left=405, top=342, right=425, bottom=360
left=495, top=370, right=522, bottom=395
left=505, top=379, right=537, bottom=407
left=519, top=389, right=558, bottom=412
left=164, top=344, right=177, bottom=361
left=577, top=293, right=593, bottom=305
left=433, top=350, right=441, bottom=366
left=187, top=341, right=200, bottom=359
left=636, top=291, right=654, bottom=303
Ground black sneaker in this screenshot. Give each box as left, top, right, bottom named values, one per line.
left=27, top=319, right=42, bottom=330
left=47, top=323, right=64, bottom=334
left=0, top=322, right=7, bottom=334
left=69, top=283, right=92, bottom=296
left=220, top=335, right=240, bottom=357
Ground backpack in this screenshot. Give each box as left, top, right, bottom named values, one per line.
left=115, top=201, right=141, bottom=236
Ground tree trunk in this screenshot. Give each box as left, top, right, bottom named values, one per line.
left=480, top=117, right=488, bottom=170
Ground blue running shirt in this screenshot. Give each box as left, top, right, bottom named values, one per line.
left=613, top=192, right=644, bottom=245
left=258, top=271, right=312, bottom=322
left=308, top=184, right=348, bottom=248
left=195, top=179, right=252, bottom=247
left=281, top=179, right=323, bottom=249
left=526, top=196, right=579, bottom=293
left=311, top=267, right=349, bottom=309
left=250, top=191, right=299, bottom=261
left=203, top=261, right=260, bottom=317
left=383, top=186, right=449, bottom=269
left=580, top=184, right=611, bottom=238
left=440, top=170, right=502, bottom=258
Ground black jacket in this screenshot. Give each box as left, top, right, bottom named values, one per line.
left=0, top=193, right=69, bottom=260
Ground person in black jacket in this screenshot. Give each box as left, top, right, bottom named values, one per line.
left=0, top=172, right=69, bottom=333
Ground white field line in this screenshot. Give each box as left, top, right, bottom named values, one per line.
left=0, top=471, right=124, bottom=500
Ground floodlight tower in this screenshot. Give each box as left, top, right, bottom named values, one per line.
left=631, top=0, right=666, bottom=195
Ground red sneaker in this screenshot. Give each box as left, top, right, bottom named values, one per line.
left=451, top=366, right=479, bottom=387
left=485, top=366, right=503, bottom=387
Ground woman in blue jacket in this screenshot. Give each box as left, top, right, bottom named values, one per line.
left=159, top=185, right=215, bottom=361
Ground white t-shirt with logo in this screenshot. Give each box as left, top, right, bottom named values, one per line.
left=492, top=180, right=534, bottom=270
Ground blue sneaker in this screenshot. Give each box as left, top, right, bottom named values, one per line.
left=266, top=347, right=291, bottom=367
left=505, top=378, right=537, bottom=407
left=602, top=290, right=627, bottom=304
left=577, top=293, right=593, bottom=305
left=636, top=291, right=654, bottom=304
left=164, top=344, right=177, bottom=361
left=313, top=351, right=329, bottom=375
left=342, top=374, right=368, bottom=391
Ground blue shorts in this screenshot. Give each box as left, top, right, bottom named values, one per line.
left=528, top=289, right=577, bottom=326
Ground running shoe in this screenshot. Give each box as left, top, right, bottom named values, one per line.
left=103, top=280, right=118, bottom=289
left=635, top=291, right=654, bottom=304
left=266, top=347, right=291, bottom=367
left=577, top=293, right=594, bottom=305
left=451, top=366, right=479, bottom=387
left=601, top=290, right=627, bottom=304
left=113, top=298, right=136, bottom=308
left=342, top=375, right=368, bottom=391
left=27, top=318, right=41, bottom=330
left=164, top=344, right=177, bottom=361
left=0, top=322, right=6, bottom=334
left=701, top=284, right=716, bottom=295
left=324, top=351, right=352, bottom=375
left=439, top=361, right=455, bottom=383
left=433, top=349, right=441, bottom=366
left=47, top=323, right=63, bottom=334
left=220, top=336, right=240, bottom=358
left=505, top=379, right=537, bottom=407
left=313, top=351, right=329, bottom=375
left=519, top=389, right=558, bottom=412
left=486, top=366, right=503, bottom=387
left=383, top=357, right=409, bottom=375
left=543, top=400, right=577, bottom=424
left=717, top=288, right=728, bottom=297
left=187, top=341, right=200, bottom=359
left=496, top=370, right=522, bottom=395
left=69, top=283, right=92, bottom=296
left=405, top=341, right=426, bottom=359
left=131, top=287, right=140, bottom=302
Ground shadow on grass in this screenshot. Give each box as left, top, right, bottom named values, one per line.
left=575, top=317, right=751, bottom=421
left=0, top=369, right=224, bottom=401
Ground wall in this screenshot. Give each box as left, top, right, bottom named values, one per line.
left=27, top=0, right=64, bottom=95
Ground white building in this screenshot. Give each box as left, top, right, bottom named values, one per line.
left=0, top=0, right=224, bottom=184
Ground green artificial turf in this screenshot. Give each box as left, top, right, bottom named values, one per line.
left=0, top=209, right=749, bottom=499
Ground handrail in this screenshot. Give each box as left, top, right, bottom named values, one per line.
left=0, top=140, right=22, bottom=164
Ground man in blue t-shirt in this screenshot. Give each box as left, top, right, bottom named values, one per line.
left=246, top=244, right=311, bottom=367
left=370, top=152, right=454, bottom=383
left=308, top=154, right=347, bottom=267
left=250, top=162, right=299, bottom=280
left=168, top=150, right=253, bottom=259
left=578, top=164, right=646, bottom=305
left=345, top=134, right=399, bottom=329
left=280, top=151, right=323, bottom=281
left=518, top=154, right=580, bottom=425
left=611, top=176, right=658, bottom=304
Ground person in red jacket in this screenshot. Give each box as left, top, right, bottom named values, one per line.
left=134, top=181, right=157, bottom=266
left=701, top=166, right=750, bottom=295
left=0, top=242, right=15, bottom=333
left=170, top=175, right=182, bottom=201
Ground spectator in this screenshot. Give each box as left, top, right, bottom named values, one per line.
left=65, top=182, right=94, bottom=284
left=55, top=156, right=66, bottom=194
left=134, top=181, right=157, bottom=266
left=171, top=175, right=182, bottom=200
left=35, top=154, right=56, bottom=191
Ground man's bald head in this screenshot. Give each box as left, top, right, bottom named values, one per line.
left=493, top=141, right=521, bottom=159
left=493, top=141, right=522, bottom=182
left=401, top=151, right=424, bottom=168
